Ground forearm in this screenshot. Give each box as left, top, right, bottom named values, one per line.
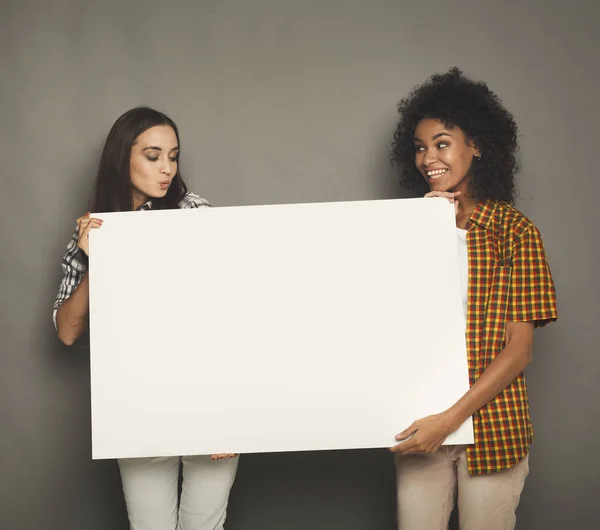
left=446, top=323, right=534, bottom=430
left=56, top=275, right=90, bottom=346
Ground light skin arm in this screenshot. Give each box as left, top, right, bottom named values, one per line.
left=56, top=275, right=91, bottom=346
left=56, top=213, right=102, bottom=346
left=390, top=321, right=534, bottom=454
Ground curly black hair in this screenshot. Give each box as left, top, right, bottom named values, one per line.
left=390, top=67, right=519, bottom=204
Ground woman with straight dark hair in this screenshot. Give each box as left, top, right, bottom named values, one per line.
left=389, top=69, right=557, bottom=530
left=53, top=107, right=238, bottom=530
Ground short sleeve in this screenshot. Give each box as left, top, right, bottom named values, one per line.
left=53, top=226, right=88, bottom=330
left=508, top=225, right=557, bottom=327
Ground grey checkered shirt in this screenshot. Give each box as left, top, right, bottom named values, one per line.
left=53, top=192, right=210, bottom=330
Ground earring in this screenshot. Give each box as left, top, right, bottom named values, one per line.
left=474, top=153, right=481, bottom=160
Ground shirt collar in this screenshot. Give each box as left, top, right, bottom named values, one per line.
left=137, top=201, right=152, bottom=211
left=469, top=200, right=497, bottom=230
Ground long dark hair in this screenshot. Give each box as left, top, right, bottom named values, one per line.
left=90, top=107, right=188, bottom=212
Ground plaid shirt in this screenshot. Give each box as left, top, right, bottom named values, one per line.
left=465, top=200, right=557, bottom=475
left=53, top=192, right=209, bottom=330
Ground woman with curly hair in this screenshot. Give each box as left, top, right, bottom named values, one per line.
left=389, top=68, right=557, bottom=529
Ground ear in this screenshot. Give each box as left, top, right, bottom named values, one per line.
left=470, top=142, right=481, bottom=159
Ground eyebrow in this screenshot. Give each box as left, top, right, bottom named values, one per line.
left=414, top=132, right=454, bottom=143
left=142, top=146, right=180, bottom=152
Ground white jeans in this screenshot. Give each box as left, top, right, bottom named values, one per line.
left=395, top=446, right=529, bottom=530
left=118, top=455, right=239, bottom=530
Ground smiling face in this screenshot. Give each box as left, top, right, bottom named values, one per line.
left=129, top=125, right=179, bottom=209
left=414, top=118, right=480, bottom=195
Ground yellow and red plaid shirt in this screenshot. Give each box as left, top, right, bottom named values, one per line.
left=465, top=200, right=557, bottom=475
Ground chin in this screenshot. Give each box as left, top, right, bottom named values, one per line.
left=428, top=181, right=448, bottom=192
left=148, top=190, right=169, bottom=199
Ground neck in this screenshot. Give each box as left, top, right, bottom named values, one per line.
left=132, top=192, right=148, bottom=211
left=454, top=189, right=479, bottom=229
left=450, top=175, right=478, bottom=228
left=456, top=193, right=478, bottom=215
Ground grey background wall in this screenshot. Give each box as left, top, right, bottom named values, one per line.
left=1, top=0, right=598, bottom=528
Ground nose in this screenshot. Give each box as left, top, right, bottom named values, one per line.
left=160, top=159, right=174, bottom=176
left=422, top=148, right=437, bottom=167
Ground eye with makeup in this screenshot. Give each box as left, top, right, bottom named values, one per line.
left=145, top=153, right=179, bottom=162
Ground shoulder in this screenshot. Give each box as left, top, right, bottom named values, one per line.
left=178, top=192, right=211, bottom=209
left=491, top=201, right=537, bottom=239
left=489, top=202, right=551, bottom=265
left=62, top=225, right=86, bottom=267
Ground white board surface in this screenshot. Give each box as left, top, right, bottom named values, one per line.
left=89, top=198, right=473, bottom=459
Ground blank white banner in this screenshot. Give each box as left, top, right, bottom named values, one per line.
left=89, top=198, right=473, bottom=459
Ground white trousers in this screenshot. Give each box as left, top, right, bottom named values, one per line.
left=118, top=455, right=239, bottom=530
